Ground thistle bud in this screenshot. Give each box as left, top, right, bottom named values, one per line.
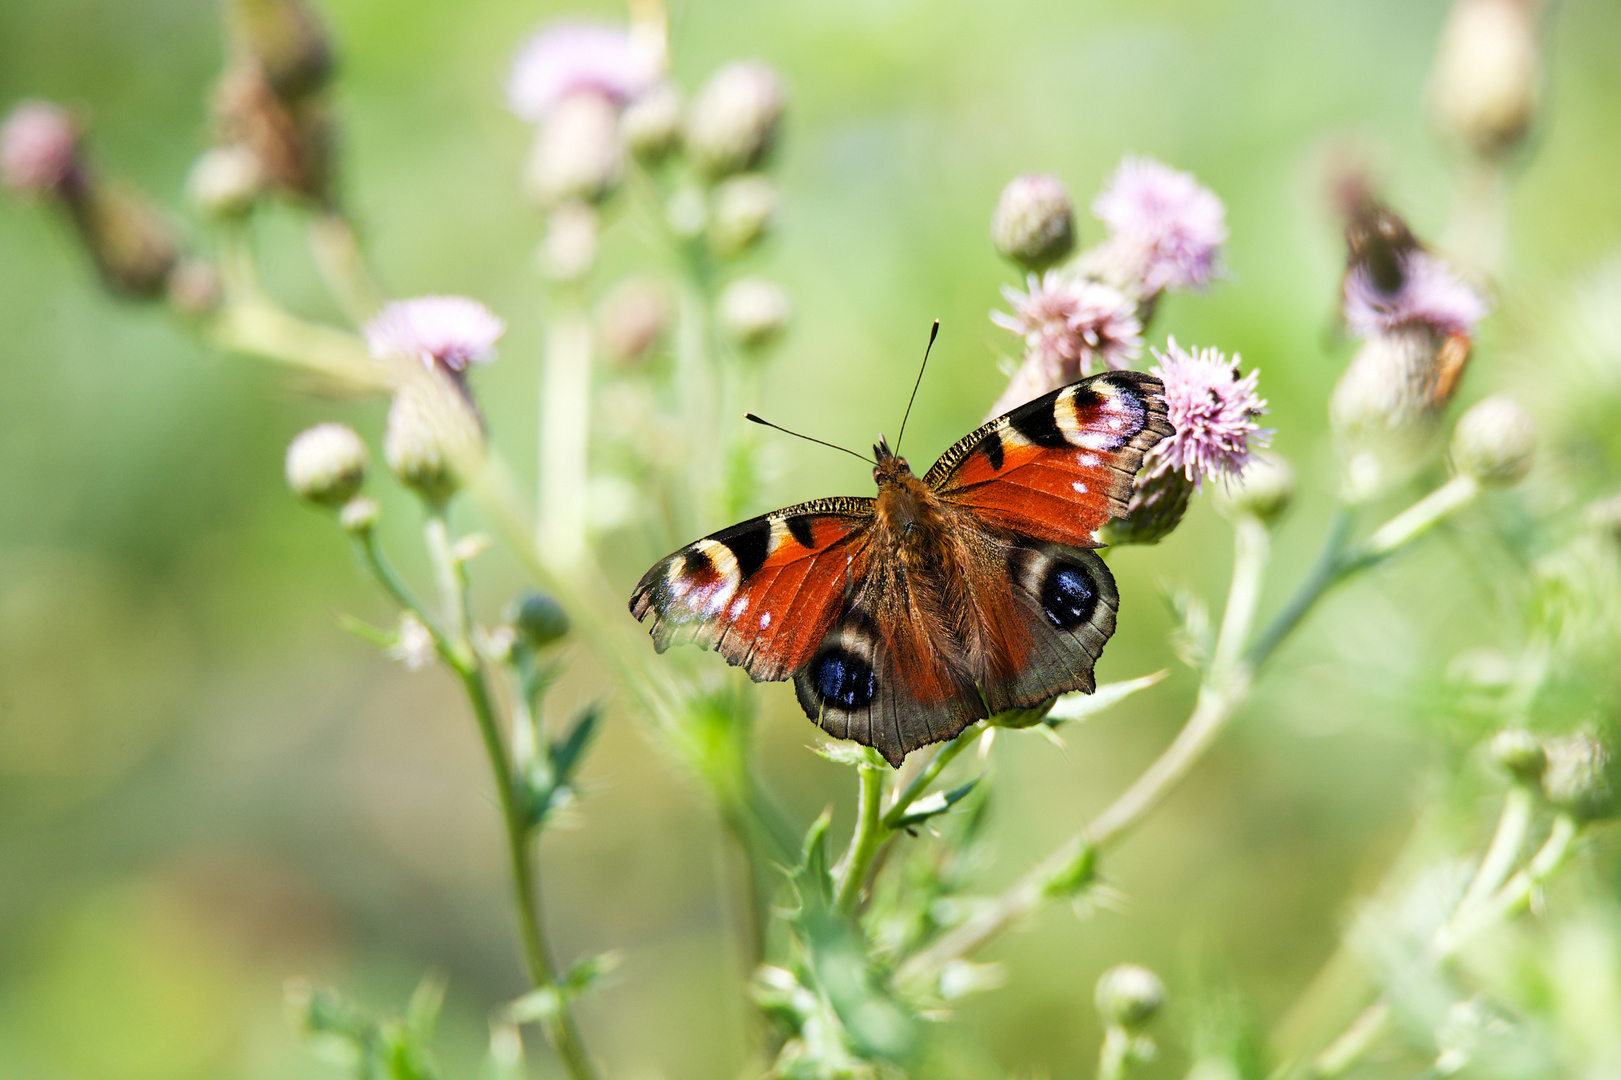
left=525, top=92, right=623, bottom=207
left=212, top=65, right=333, bottom=202
left=1488, top=728, right=1546, bottom=785
left=990, top=173, right=1075, bottom=271
left=686, top=60, right=783, bottom=179
left=1585, top=493, right=1621, bottom=540
left=708, top=173, right=778, bottom=257
left=1, top=100, right=81, bottom=197
left=510, top=588, right=570, bottom=649
left=1214, top=452, right=1295, bottom=524
left=383, top=374, right=484, bottom=505
left=339, top=496, right=379, bottom=535
left=69, top=183, right=181, bottom=298
left=1541, top=731, right=1613, bottom=821
left=1331, top=328, right=1444, bottom=499
left=286, top=422, right=368, bottom=507
left=1427, top=0, right=1540, bottom=158
left=1100, top=469, right=1193, bottom=547
left=1451, top=395, right=1536, bottom=486
left=1094, top=964, right=1164, bottom=1031
left=166, top=258, right=223, bottom=316
left=597, top=277, right=671, bottom=366
left=186, top=145, right=263, bottom=219
left=621, top=81, right=682, bottom=165
left=226, top=0, right=334, bottom=102
left=717, top=277, right=791, bottom=351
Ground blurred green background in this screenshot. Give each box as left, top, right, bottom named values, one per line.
left=3, top=0, right=1620, bottom=1077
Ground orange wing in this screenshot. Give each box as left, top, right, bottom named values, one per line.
left=924, top=370, right=1172, bottom=548
left=628, top=498, right=874, bottom=682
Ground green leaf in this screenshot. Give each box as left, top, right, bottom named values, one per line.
left=336, top=611, right=397, bottom=647
left=561, top=950, right=622, bottom=997
left=1044, top=670, right=1169, bottom=726
left=404, top=973, right=446, bottom=1042
left=551, top=703, right=601, bottom=785
left=891, top=776, right=981, bottom=828
left=811, top=741, right=879, bottom=766
left=508, top=986, right=562, bottom=1025
left=798, top=809, right=835, bottom=912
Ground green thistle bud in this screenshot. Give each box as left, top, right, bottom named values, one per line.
left=510, top=589, right=570, bottom=649
left=285, top=422, right=368, bottom=507
left=1541, top=732, right=1613, bottom=821
left=708, top=173, right=778, bottom=258
left=1095, top=964, right=1165, bottom=1031
left=525, top=92, right=623, bottom=207
left=1488, top=728, right=1546, bottom=785
left=383, top=375, right=483, bottom=506
left=990, top=173, right=1075, bottom=271
left=1101, top=468, right=1193, bottom=547
left=227, top=0, right=334, bottom=102
left=1427, top=0, right=1539, bottom=158
left=621, top=81, right=682, bottom=166
left=686, top=60, right=783, bottom=179
left=718, top=277, right=790, bottom=351
left=339, top=496, right=379, bottom=535
left=186, top=145, right=263, bottom=219
left=1452, top=394, right=1537, bottom=485
left=1214, top=452, right=1295, bottom=524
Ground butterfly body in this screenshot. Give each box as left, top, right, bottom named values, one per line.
left=630, top=370, right=1172, bottom=766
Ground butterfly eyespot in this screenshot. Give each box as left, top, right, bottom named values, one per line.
left=1041, top=562, right=1098, bottom=630
left=812, top=647, right=877, bottom=710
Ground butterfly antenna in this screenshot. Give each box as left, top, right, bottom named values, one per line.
left=894, top=318, right=940, bottom=456
left=744, top=413, right=876, bottom=465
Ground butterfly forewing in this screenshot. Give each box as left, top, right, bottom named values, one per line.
left=926, top=370, right=1172, bottom=549
left=628, top=497, right=874, bottom=681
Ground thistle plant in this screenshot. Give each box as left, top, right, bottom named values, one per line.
left=3, top=0, right=1618, bottom=1078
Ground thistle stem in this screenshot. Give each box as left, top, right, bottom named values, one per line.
left=414, top=509, right=600, bottom=1080
left=835, top=759, right=887, bottom=913
left=884, top=725, right=984, bottom=829
left=539, top=290, right=593, bottom=568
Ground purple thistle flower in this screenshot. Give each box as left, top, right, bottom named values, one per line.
left=989, top=273, right=1143, bottom=415
left=366, top=297, right=506, bottom=374
left=507, top=21, right=661, bottom=122
left=1343, top=249, right=1488, bottom=339
left=1, top=100, right=79, bottom=195
left=1147, top=337, right=1269, bottom=487
left=1093, top=156, right=1226, bottom=294
left=993, top=272, right=1142, bottom=374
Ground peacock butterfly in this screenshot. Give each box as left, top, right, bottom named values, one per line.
left=628, top=364, right=1172, bottom=767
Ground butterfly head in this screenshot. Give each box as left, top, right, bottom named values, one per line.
left=871, top=434, right=912, bottom=487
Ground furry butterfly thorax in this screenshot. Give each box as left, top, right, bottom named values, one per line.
left=629, top=369, right=1173, bottom=766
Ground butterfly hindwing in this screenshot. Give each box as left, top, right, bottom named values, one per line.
left=792, top=559, right=986, bottom=767
left=628, top=497, right=874, bottom=681
left=925, top=370, right=1173, bottom=549
left=978, top=539, right=1119, bottom=712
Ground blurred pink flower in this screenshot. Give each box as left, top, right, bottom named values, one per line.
left=1, top=99, right=79, bottom=195
left=1093, top=156, right=1226, bottom=294
left=366, top=297, right=506, bottom=373
left=507, top=21, right=660, bottom=122
left=1343, top=249, right=1488, bottom=339
left=1147, top=337, right=1269, bottom=486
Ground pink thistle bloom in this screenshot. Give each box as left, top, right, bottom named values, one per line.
left=1343, top=249, right=1488, bottom=339
left=1093, top=156, right=1226, bottom=294
left=507, top=21, right=661, bottom=122
left=366, top=297, right=506, bottom=374
left=992, top=272, right=1142, bottom=377
left=1, top=99, right=79, bottom=195
left=1147, top=337, right=1270, bottom=487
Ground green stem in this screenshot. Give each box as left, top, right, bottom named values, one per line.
left=1301, top=815, right=1580, bottom=1080
left=1246, top=504, right=1354, bottom=669
left=538, top=285, right=593, bottom=568
left=417, top=509, right=600, bottom=1080
left=1452, top=784, right=1534, bottom=921
left=883, top=725, right=984, bottom=829
left=835, top=760, right=887, bottom=913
